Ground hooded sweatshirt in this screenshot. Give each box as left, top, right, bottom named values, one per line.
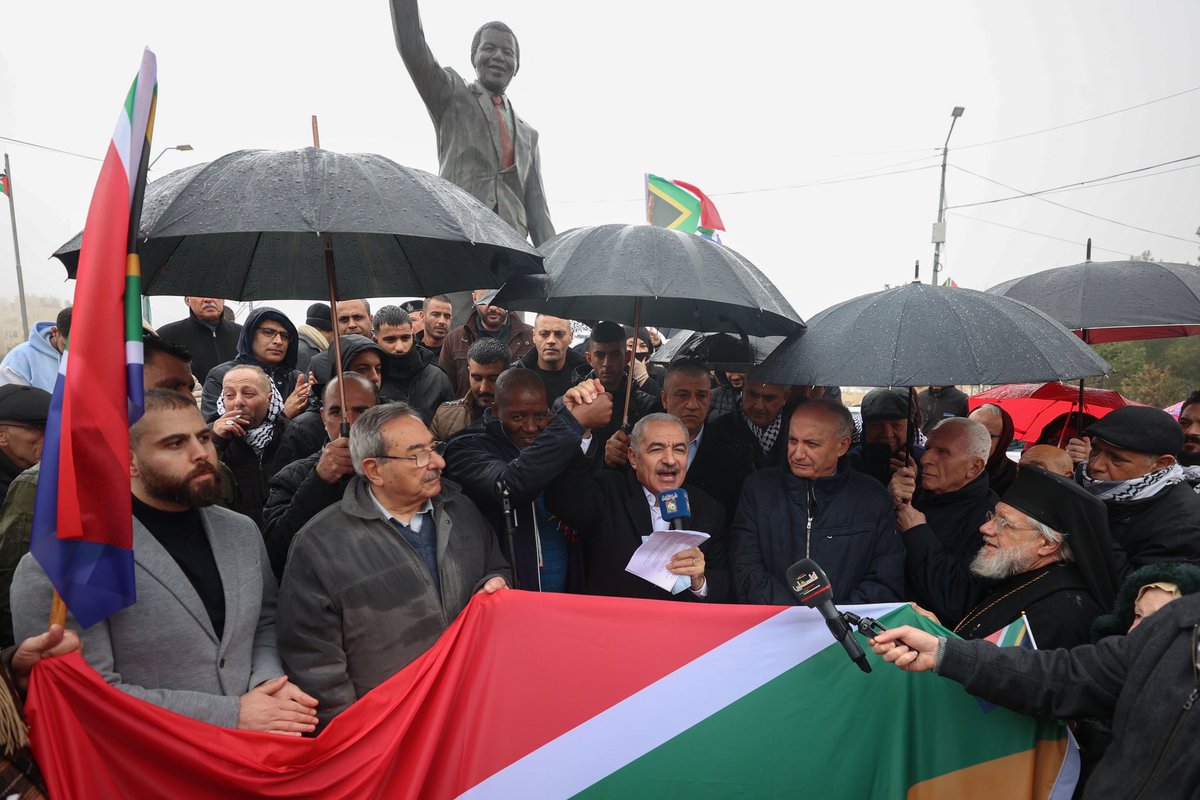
left=200, top=307, right=300, bottom=422
left=0, top=322, right=62, bottom=392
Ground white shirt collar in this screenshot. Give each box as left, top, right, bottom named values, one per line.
left=368, top=488, right=434, bottom=533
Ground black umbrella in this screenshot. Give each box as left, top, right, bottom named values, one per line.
left=752, top=282, right=1109, bottom=387
left=986, top=260, right=1200, bottom=345
left=650, top=330, right=784, bottom=371
left=492, top=224, right=804, bottom=425
left=53, top=147, right=544, bottom=299
left=54, top=147, right=544, bottom=434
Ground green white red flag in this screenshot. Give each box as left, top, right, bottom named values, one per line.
left=27, top=592, right=1077, bottom=798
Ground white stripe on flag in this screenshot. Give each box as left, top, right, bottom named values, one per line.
left=459, top=603, right=901, bottom=800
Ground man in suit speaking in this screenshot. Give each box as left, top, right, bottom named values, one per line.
left=12, top=389, right=317, bottom=734
left=390, top=0, right=555, bottom=246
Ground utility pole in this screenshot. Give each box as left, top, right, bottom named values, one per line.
left=931, top=106, right=964, bottom=287
left=3, top=153, right=29, bottom=338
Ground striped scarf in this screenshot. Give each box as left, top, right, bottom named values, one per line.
left=216, top=382, right=284, bottom=457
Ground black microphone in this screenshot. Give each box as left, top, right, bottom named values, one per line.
left=786, top=558, right=871, bottom=673
left=658, top=488, right=691, bottom=530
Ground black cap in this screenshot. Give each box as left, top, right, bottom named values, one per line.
left=624, top=326, right=651, bottom=350
left=399, top=299, right=423, bottom=314
left=860, top=388, right=909, bottom=422
left=306, top=303, right=332, bottom=330
left=1087, top=406, right=1184, bottom=457
left=0, top=385, right=52, bottom=424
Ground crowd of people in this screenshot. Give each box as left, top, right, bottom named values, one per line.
left=0, top=291, right=1198, bottom=795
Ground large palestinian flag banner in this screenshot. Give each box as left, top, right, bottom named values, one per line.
left=26, top=592, right=1077, bottom=798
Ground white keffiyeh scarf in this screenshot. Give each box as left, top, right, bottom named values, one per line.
left=216, top=382, right=284, bottom=457
left=1080, top=463, right=1185, bottom=504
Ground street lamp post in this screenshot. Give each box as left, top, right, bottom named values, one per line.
left=931, top=106, right=964, bottom=287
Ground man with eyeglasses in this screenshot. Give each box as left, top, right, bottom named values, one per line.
left=443, top=369, right=613, bottom=591
left=888, top=416, right=998, bottom=629
left=277, top=402, right=510, bottom=728
left=517, top=314, right=586, bottom=405
left=0, top=385, right=50, bottom=501
left=200, top=307, right=308, bottom=424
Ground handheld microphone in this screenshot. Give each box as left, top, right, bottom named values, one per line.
left=786, top=558, right=871, bottom=673
left=658, top=488, right=691, bottom=530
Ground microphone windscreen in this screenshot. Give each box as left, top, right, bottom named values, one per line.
left=786, top=558, right=833, bottom=607
left=658, top=488, right=691, bottom=522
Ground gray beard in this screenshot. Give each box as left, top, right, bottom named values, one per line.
left=969, top=542, right=1038, bottom=581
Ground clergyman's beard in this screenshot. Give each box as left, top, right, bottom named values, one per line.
left=139, top=462, right=222, bottom=508
left=969, top=540, right=1039, bottom=581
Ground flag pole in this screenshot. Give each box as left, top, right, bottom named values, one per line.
left=312, top=116, right=350, bottom=437
left=3, top=154, right=30, bottom=339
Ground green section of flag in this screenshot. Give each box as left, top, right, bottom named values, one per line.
left=572, top=607, right=1065, bottom=798
left=646, top=174, right=701, bottom=232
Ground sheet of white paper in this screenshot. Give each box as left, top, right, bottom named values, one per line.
left=625, top=529, right=711, bottom=592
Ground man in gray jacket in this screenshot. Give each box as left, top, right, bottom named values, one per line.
left=11, top=389, right=316, bottom=733
left=277, top=402, right=510, bottom=728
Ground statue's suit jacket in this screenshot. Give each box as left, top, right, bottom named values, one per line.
left=397, top=15, right=555, bottom=246
left=11, top=505, right=283, bottom=728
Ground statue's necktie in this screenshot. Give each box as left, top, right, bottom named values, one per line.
left=491, top=94, right=515, bottom=169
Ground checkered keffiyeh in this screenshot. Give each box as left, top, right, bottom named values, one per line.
left=742, top=403, right=782, bottom=454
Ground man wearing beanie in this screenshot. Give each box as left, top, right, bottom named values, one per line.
left=847, top=388, right=924, bottom=486
left=953, top=465, right=1119, bottom=650
left=1072, top=406, right=1200, bottom=578
left=295, top=303, right=333, bottom=372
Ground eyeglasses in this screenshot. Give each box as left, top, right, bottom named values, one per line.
left=256, top=327, right=292, bottom=343
left=984, top=510, right=1035, bottom=534
left=374, top=441, right=445, bottom=468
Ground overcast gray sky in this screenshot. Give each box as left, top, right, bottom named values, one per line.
left=2, top=0, right=1198, bottom=329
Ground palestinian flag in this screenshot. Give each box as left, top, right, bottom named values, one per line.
left=645, top=173, right=726, bottom=238
left=0, top=171, right=9, bottom=197
left=27, top=593, right=1077, bottom=798
left=942, top=277, right=959, bottom=288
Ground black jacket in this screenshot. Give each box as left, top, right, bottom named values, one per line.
left=516, top=347, right=588, bottom=404
left=379, top=345, right=455, bottom=424
left=260, top=450, right=350, bottom=580
left=212, top=415, right=289, bottom=530
left=561, top=366, right=662, bottom=470
left=687, top=423, right=755, bottom=524
left=706, top=402, right=793, bottom=471
left=156, top=312, right=242, bottom=392
left=0, top=451, right=23, bottom=505
left=918, top=386, right=969, bottom=434
left=939, top=591, right=1200, bottom=799
left=732, top=464, right=905, bottom=605
left=442, top=408, right=586, bottom=591
left=902, top=471, right=998, bottom=628
left=1102, top=480, right=1200, bottom=579
left=545, top=453, right=730, bottom=601
left=200, top=308, right=301, bottom=422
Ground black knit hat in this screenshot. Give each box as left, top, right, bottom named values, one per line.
left=1087, top=406, right=1185, bottom=457
left=306, top=303, right=332, bottom=330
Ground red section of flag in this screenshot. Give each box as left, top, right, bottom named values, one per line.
left=0, top=172, right=9, bottom=196
left=56, top=138, right=135, bottom=545
left=671, top=178, right=725, bottom=232
left=27, top=591, right=780, bottom=799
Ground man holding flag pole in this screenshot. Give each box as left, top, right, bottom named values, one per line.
left=11, top=49, right=316, bottom=735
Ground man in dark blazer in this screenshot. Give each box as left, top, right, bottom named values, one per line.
left=660, top=360, right=754, bottom=522
left=545, top=413, right=730, bottom=601
left=391, top=0, right=554, bottom=246
left=156, top=296, right=242, bottom=392
left=11, top=390, right=316, bottom=733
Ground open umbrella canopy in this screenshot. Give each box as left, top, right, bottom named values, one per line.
left=752, top=282, right=1110, bottom=387
left=492, top=224, right=804, bottom=337
left=986, top=260, right=1200, bottom=344
left=650, top=330, right=784, bottom=371
left=968, top=382, right=1139, bottom=441
left=52, top=147, right=543, bottom=300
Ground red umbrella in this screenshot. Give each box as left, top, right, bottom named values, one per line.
left=969, top=382, right=1139, bottom=442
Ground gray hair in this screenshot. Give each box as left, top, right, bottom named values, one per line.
left=1031, top=518, right=1072, bottom=563
left=796, top=397, right=855, bottom=439
left=348, top=402, right=425, bottom=476
left=933, top=416, right=992, bottom=462
left=630, top=412, right=689, bottom=451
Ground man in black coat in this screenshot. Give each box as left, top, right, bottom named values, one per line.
left=200, top=306, right=304, bottom=423
left=706, top=379, right=793, bottom=471
left=443, top=370, right=612, bottom=591
left=1067, top=406, right=1200, bottom=578
left=545, top=412, right=730, bottom=601
left=372, top=306, right=455, bottom=423
left=156, top=297, right=242, bottom=389
left=869, top=591, right=1200, bottom=799
left=210, top=364, right=290, bottom=529
left=517, top=314, right=588, bottom=405
left=889, top=417, right=998, bottom=628
left=261, top=373, right=378, bottom=579
left=660, top=360, right=754, bottom=522
left=917, top=385, right=969, bottom=435
left=733, top=399, right=905, bottom=606
left=846, top=388, right=925, bottom=487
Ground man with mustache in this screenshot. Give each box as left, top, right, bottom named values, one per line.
left=278, top=403, right=510, bottom=728
left=12, top=389, right=316, bottom=733
left=372, top=305, right=454, bottom=423
left=416, top=295, right=453, bottom=360
left=733, top=399, right=905, bottom=605
left=158, top=297, right=242, bottom=389
left=439, top=289, right=533, bottom=398
left=430, top=338, right=511, bottom=441
left=1176, top=389, right=1200, bottom=474
left=545, top=412, right=730, bottom=601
